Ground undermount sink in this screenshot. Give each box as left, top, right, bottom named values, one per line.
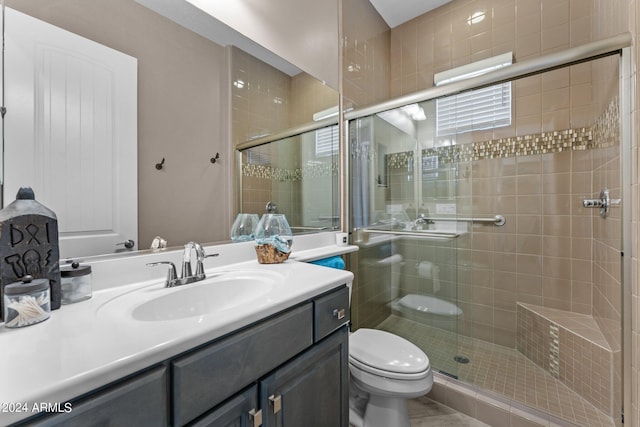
left=99, top=270, right=282, bottom=322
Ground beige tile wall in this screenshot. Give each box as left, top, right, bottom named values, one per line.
left=341, top=0, right=391, bottom=110
left=389, top=0, right=599, bottom=99
left=231, top=46, right=338, bottom=146
left=231, top=47, right=291, bottom=146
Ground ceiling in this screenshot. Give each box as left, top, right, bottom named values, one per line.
left=369, top=0, right=453, bottom=28
left=135, top=0, right=302, bottom=75
left=135, top=0, right=453, bottom=77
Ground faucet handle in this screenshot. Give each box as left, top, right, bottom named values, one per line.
left=182, top=242, right=197, bottom=279
left=147, top=261, right=178, bottom=287
left=195, top=253, right=219, bottom=280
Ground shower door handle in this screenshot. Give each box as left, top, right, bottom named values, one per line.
left=582, top=188, right=620, bottom=218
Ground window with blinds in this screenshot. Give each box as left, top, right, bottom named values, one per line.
left=434, top=52, right=513, bottom=137
left=315, top=125, right=339, bottom=157
left=246, top=144, right=271, bottom=165
left=436, top=82, right=511, bottom=136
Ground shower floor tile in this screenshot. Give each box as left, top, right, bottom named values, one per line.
left=377, top=315, right=615, bottom=427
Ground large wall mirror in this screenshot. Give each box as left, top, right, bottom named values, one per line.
left=0, top=0, right=339, bottom=259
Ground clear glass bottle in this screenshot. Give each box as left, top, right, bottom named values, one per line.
left=3, top=276, right=51, bottom=328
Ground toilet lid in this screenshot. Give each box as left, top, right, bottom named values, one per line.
left=349, top=329, right=430, bottom=375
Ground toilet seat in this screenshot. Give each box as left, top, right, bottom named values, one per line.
left=349, top=329, right=430, bottom=380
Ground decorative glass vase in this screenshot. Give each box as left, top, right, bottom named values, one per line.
left=230, top=213, right=260, bottom=242
left=254, top=213, right=293, bottom=263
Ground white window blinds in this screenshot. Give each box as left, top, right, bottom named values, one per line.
left=315, top=125, right=339, bottom=157
left=246, top=145, right=271, bottom=165
left=435, top=52, right=513, bottom=137
left=436, top=82, right=511, bottom=136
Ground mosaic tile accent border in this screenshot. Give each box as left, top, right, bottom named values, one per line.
left=242, top=162, right=337, bottom=181
left=244, top=97, right=619, bottom=178
left=387, top=151, right=414, bottom=169
left=425, top=97, right=619, bottom=164
left=549, top=324, right=560, bottom=379
left=592, top=97, right=619, bottom=149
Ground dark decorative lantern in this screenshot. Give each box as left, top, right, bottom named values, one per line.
left=0, top=188, right=60, bottom=319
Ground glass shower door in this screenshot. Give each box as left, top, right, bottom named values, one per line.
left=349, top=103, right=463, bottom=379
left=347, top=50, right=625, bottom=425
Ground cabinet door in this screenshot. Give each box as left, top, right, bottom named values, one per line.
left=189, top=385, right=259, bottom=427
left=260, top=326, right=348, bottom=427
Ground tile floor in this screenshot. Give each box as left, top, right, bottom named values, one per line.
left=378, top=315, right=615, bottom=427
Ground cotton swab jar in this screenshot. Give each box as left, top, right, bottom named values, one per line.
left=3, top=276, right=51, bottom=328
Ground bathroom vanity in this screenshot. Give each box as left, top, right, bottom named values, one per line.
left=0, top=237, right=356, bottom=427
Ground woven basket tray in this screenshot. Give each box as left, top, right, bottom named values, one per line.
left=254, top=244, right=291, bottom=264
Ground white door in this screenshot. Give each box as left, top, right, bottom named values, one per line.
left=2, top=8, right=138, bottom=259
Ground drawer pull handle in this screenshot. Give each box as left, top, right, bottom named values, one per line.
left=269, top=394, right=282, bottom=414
left=249, top=408, right=263, bottom=427
left=333, top=308, right=345, bottom=320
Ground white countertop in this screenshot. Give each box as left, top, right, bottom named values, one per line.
left=0, top=234, right=355, bottom=425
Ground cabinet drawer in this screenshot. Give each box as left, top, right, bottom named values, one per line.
left=23, top=366, right=168, bottom=427
left=172, top=303, right=313, bottom=426
left=314, top=286, right=350, bottom=341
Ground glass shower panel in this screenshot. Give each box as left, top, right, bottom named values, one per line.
left=350, top=102, right=463, bottom=379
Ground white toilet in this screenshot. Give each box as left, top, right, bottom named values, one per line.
left=316, top=253, right=432, bottom=427
left=348, top=328, right=433, bottom=427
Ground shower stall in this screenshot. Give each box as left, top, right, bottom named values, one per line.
left=345, top=35, right=630, bottom=427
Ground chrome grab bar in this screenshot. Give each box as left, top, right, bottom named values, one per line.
left=290, top=226, right=334, bottom=231
left=360, top=228, right=459, bottom=239
left=421, top=215, right=506, bottom=226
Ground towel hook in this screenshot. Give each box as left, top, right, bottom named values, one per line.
left=210, top=153, right=220, bottom=164
left=155, top=158, right=165, bottom=170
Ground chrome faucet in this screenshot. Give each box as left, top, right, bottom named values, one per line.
left=414, top=213, right=435, bottom=230
left=147, top=241, right=219, bottom=287
left=182, top=241, right=213, bottom=282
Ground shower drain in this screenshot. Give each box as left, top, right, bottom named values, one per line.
left=453, top=355, right=470, bottom=364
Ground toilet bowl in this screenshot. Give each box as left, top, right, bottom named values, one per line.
left=349, top=328, right=433, bottom=427
left=391, top=293, right=463, bottom=332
